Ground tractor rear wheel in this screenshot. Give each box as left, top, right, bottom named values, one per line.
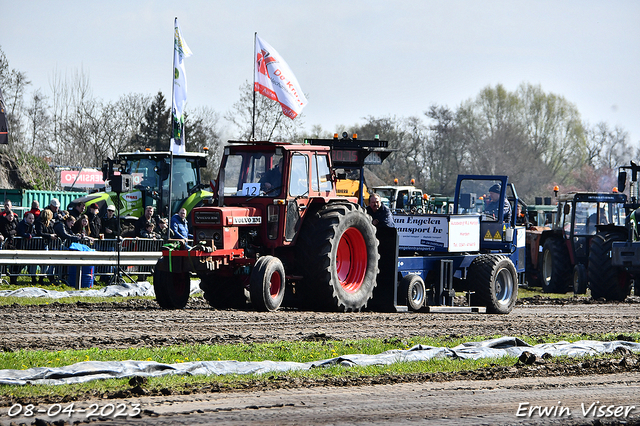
left=249, top=256, right=286, bottom=312
left=298, top=202, right=379, bottom=312
left=200, top=274, right=247, bottom=309
left=541, top=238, right=572, bottom=293
left=588, top=231, right=630, bottom=301
left=469, top=254, right=517, bottom=314
left=153, top=260, right=190, bottom=309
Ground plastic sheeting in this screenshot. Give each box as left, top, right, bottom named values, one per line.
left=1, top=336, right=639, bottom=386
left=0, top=281, right=202, bottom=299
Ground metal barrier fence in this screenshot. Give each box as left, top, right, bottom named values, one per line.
left=0, top=236, right=164, bottom=286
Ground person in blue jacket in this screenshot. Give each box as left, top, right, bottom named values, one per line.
left=366, top=193, right=395, bottom=229
left=170, top=208, right=192, bottom=247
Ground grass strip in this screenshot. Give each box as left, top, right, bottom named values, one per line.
left=1, top=332, right=637, bottom=402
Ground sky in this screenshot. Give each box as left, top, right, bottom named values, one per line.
left=2, top=0, right=639, bottom=145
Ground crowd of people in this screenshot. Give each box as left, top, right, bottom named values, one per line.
left=0, top=198, right=193, bottom=284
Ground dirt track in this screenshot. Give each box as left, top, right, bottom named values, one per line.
left=1, top=295, right=639, bottom=352
left=2, top=296, right=640, bottom=425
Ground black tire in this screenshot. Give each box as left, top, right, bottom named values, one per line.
left=573, top=264, right=588, bottom=295
left=541, top=238, right=572, bottom=293
left=469, top=255, right=518, bottom=314
left=250, top=256, right=286, bottom=312
left=297, top=201, right=379, bottom=312
left=153, top=262, right=190, bottom=309
left=588, top=231, right=630, bottom=301
left=200, top=274, right=247, bottom=309
left=400, top=274, right=425, bottom=311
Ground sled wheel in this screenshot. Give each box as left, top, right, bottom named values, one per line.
left=298, top=202, right=379, bottom=312
left=469, top=255, right=518, bottom=314
left=400, top=274, right=425, bottom=311
left=153, top=261, right=190, bottom=309
left=588, top=231, right=631, bottom=301
left=541, top=238, right=572, bottom=293
left=573, top=264, right=588, bottom=295
left=250, top=256, right=286, bottom=311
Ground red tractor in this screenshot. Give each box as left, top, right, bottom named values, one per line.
left=153, top=136, right=393, bottom=311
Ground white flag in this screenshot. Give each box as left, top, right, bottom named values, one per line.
left=254, top=36, right=307, bottom=119
left=172, top=18, right=192, bottom=154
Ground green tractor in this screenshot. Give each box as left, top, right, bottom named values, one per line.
left=68, top=150, right=212, bottom=224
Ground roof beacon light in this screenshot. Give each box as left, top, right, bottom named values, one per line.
left=411, top=179, right=415, bottom=185
left=394, top=178, right=398, bottom=184
left=553, top=185, right=559, bottom=197
left=613, top=186, right=618, bottom=193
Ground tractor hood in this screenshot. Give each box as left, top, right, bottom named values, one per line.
left=193, top=206, right=262, bottom=227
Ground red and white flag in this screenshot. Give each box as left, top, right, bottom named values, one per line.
left=254, top=36, right=307, bottom=119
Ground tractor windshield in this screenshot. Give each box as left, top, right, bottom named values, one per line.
left=456, top=178, right=514, bottom=222
left=222, top=151, right=284, bottom=197
left=573, top=201, right=626, bottom=235
left=124, top=156, right=201, bottom=216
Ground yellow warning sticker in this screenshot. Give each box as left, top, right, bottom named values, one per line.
left=493, top=230, right=502, bottom=241
left=484, top=230, right=493, bottom=241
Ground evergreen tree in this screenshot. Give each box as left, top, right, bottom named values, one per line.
left=131, top=91, right=171, bottom=151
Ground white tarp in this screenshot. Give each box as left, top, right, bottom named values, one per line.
left=0, top=281, right=202, bottom=299
left=1, top=337, right=638, bottom=386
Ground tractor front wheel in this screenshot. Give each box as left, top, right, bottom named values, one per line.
left=588, top=231, right=630, bottom=301
left=200, top=274, right=247, bottom=310
left=250, top=256, right=286, bottom=311
left=573, top=264, right=588, bottom=295
left=153, top=260, right=190, bottom=309
left=541, top=238, right=572, bottom=293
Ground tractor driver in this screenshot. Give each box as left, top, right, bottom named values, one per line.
left=484, top=184, right=511, bottom=222
left=367, top=193, right=395, bottom=229
left=259, top=156, right=283, bottom=193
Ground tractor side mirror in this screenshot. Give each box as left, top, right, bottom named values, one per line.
left=563, top=203, right=571, bottom=216
left=618, top=171, right=627, bottom=193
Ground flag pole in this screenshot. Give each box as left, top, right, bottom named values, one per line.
left=168, top=17, right=177, bottom=222
left=251, top=32, right=257, bottom=141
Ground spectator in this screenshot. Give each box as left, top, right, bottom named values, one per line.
left=36, top=209, right=59, bottom=283
left=157, top=217, right=175, bottom=239
left=86, top=203, right=102, bottom=237
left=140, top=220, right=160, bottom=239
left=134, top=206, right=155, bottom=237
left=16, top=212, right=37, bottom=240
left=16, top=212, right=37, bottom=283
left=1, top=200, right=19, bottom=221
left=0, top=207, right=17, bottom=243
left=366, top=193, right=395, bottom=229
left=170, top=208, right=192, bottom=246
left=28, top=200, right=41, bottom=220
left=42, top=198, right=62, bottom=224
left=72, top=214, right=94, bottom=240
left=69, top=201, right=85, bottom=220
left=0, top=211, right=18, bottom=284
left=54, top=215, right=83, bottom=243
left=101, top=204, right=118, bottom=238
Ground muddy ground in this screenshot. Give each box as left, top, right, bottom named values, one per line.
left=1, top=295, right=639, bottom=352
left=2, top=295, right=640, bottom=425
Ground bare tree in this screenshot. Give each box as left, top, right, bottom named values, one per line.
left=186, top=105, right=224, bottom=181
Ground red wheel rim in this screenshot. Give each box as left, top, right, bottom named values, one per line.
left=336, top=227, right=368, bottom=293
left=269, top=270, right=281, bottom=298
